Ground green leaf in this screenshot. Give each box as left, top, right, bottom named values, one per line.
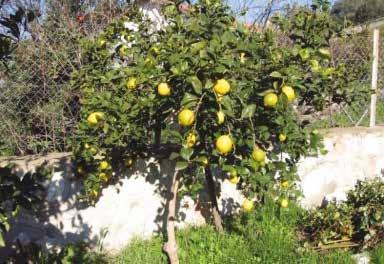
left=180, top=147, right=193, bottom=161
left=181, top=93, right=198, bottom=108
left=169, top=152, right=180, bottom=160
left=0, top=232, right=4, bottom=247
left=270, top=71, right=283, bottom=78
left=188, top=76, right=203, bottom=95
left=257, top=89, right=275, bottom=96
left=176, top=161, right=189, bottom=171
left=241, top=104, right=256, bottom=119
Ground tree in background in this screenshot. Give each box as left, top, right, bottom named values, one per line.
left=332, top=0, right=384, bottom=24
left=0, top=0, right=40, bottom=62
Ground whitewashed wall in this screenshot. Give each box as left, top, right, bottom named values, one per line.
left=0, top=127, right=383, bottom=256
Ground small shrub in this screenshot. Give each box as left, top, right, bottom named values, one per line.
left=300, top=178, right=384, bottom=250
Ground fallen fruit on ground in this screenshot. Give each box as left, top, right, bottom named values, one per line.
left=242, top=199, right=254, bottom=212
left=214, top=79, right=230, bottom=95
left=216, top=135, right=233, bottom=155
left=281, top=199, right=289, bottom=208
left=178, top=109, right=195, bottom=126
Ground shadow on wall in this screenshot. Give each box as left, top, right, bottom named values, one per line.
left=0, top=153, right=233, bottom=260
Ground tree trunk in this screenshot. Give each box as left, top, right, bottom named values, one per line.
left=163, top=170, right=180, bottom=264
left=205, top=167, right=223, bottom=232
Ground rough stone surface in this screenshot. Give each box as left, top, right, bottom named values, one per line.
left=1, top=127, right=384, bottom=255
left=352, top=252, right=370, bottom=264
left=298, top=127, right=384, bottom=208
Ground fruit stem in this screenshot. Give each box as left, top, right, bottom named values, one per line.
left=163, top=170, right=180, bottom=264
left=192, top=92, right=207, bottom=131
left=205, top=166, right=224, bottom=233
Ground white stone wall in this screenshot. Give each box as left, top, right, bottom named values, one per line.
left=1, top=127, right=384, bottom=254
left=298, top=127, right=384, bottom=208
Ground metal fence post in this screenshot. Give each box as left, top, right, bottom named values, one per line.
left=370, top=28, right=380, bottom=127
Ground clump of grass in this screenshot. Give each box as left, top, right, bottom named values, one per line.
left=114, top=236, right=167, bottom=264
left=371, top=243, right=384, bottom=264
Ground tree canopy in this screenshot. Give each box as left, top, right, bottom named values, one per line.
left=332, top=0, right=384, bottom=25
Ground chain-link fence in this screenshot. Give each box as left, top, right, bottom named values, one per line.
left=0, top=1, right=125, bottom=156
left=315, top=26, right=384, bottom=129
left=322, top=30, right=373, bottom=127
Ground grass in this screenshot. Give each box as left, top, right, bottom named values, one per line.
left=371, top=243, right=384, bottom=264
left=310, top=99, right=384, bottom=129
left=111, top=201, right=355, bottom=264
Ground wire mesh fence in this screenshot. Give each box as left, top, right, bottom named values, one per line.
left=321, top=27, right=384, bottom=129
left=0, top=1, right=125, bottom=156
left=0, top=2, right=382, bottom=156
left=323, top=30, right=373, bottom=128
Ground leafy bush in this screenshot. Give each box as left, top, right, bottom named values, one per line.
left=0, top=165, right=44, bottom=248
left=273, top=1, right=370, bottom=112
left=71, top=0, right=336, bottom=203
left=300, top=178, right=384, bottom=250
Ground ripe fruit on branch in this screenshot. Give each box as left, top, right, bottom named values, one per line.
left=178, top=109, right=195, bottom=126
left=126, top=77, right=137, bottom=90
left=125, top=158, right=133, bottom=168
left=187, top=133, right=197, bottom=147
left=214, top=79, right=230, bottom=95
left=99, top=172, right=111, bottom=182
left=228, top=168, right=239, bottom=184
left=264, top=93, right=278, bottom=107
left=87, top=112, right=105, bottom=125
left=216, top=135, right=233, bottom=155
left=158, top=82, right=171, bottom=96
left=99, top=161, right=110, bottom=171
left=282, top=86, right=295, bottom=103
left=217, top=111, right=225, bottom=125
left=279, top=133, right=287, bottom=142
left=252, top=148, right=266, bottom=162
left=281, top=181, right=289, bottom=188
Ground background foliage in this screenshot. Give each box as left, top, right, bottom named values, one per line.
left=332, top=0, right=384, bottom=25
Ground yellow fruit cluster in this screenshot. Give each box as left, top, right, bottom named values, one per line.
left=263, top=85, right=296, bottom=108
left=87, top=112, right=105, bottom=125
